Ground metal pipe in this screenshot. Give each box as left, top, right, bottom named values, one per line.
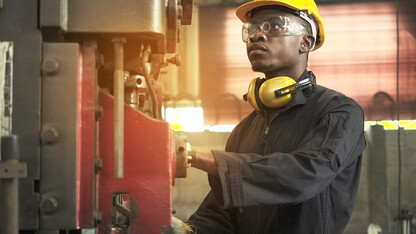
left=395, top=210, right=413, bottom=234
left=140, top=44, right=159, bottom=119
left=1, top=135, right=20, bottom=234
left=1, top=179, right=18, bottom=234
left=112, top=38, right=126, bottom=179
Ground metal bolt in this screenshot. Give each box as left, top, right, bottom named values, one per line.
left=97, top=53, right=104, bottom=67
left=95, top=105, right=103, bottom=120
left=94, top=209, right=102, bottom=224
left=42, top=58, right=60, bottom=75
left=177, top=5, right=183, bottom=19
left=177, top=146, right=185, bottom=153
left=95, top=157, right=103, bottom=173
left=117, top=214, right=129, bottom=225
left=41, top=197, right=58, bottom=215
left=41, top=127, right=59, bottom=144
left=167, top=54, right=181, bottom=66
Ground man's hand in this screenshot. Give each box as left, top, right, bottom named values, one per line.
left=189, top=148, right=219, bottom=177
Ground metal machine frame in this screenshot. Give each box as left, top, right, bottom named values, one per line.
left=0, top=0, right=193, bottom=233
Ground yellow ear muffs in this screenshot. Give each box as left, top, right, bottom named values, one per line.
left=245, top=76, right=299, bottom=110
left=259, top=76, right=296, bottom=109
left=244, top=74, right=315, bottom=111
left=246, top=78, right=261, bottom=111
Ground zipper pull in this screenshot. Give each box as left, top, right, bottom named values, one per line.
left=265, top=126, right=269, bottom=135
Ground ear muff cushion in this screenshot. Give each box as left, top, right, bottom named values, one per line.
left=259, top=76, right=296, bottom=108
left=247, top=78, right=261, bottom=111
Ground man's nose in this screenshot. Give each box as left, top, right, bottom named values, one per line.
left=249, top=28, right=267, bottom=42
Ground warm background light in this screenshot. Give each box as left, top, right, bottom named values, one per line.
left=164, top=107, right=204, bottom=132
left=199, top=2, right=416, bottom=125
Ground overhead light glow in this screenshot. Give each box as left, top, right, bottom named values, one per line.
left=165, top=107, right=204, bottom=132
left=205, top=125, right=236, bottom=132
left=365, top=120, right=416, bottom=130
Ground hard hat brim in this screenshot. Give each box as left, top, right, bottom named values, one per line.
left=235, top=0, right=326, bottom=51
left=236, top=1, right=298, bottom=23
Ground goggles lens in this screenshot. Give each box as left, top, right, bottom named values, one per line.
left=242, top=16, right=308, bottom=43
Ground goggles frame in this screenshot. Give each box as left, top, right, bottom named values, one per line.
left=242, top=15, right=308, bottom=43
left=242, top=10, right=317, bottom=50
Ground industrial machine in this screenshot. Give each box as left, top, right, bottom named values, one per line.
left=0, top=0, right=193, bottom=233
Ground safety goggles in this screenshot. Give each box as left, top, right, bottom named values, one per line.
left=242, top=15, right=308, bottom=43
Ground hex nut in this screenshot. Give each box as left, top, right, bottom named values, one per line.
left=94, top=209, right=102, bottom=224
left=42, top=58, right=60, bottom=75
left=95, top=158, right=103, bottom=173
left=41, top=197, right=58, bottom=215
left=41, top=127, right=59, bottom=144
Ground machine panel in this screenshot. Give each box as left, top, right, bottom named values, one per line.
left=0, top=0, right=194, bottom=232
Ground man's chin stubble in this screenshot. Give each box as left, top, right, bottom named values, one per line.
left=251, top=64, right=270, bottom=73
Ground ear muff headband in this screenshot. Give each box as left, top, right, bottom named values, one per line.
left=274, top=77, right=314, bottom=97
left=246, top=78, right=262, bottom=111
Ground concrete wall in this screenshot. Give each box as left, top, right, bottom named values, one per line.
left=344, top=127, right=416, bottom=234
left=173, top=127, right=416, bottom=233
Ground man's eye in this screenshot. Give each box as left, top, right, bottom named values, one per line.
left=248, top=26, right=259, bottom=34
left=270, top=22, right=283, bottom=29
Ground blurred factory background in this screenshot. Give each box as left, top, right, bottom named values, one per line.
left=164, top=0, right=416, bottom=129
left=0, top=0, right=415, bottom=233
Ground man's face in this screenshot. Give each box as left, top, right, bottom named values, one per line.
left=245, top=9, right=303, bottom=75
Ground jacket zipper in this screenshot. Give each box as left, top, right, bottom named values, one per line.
left=265, top=126, right=269, bottom=135
left=263, top=111, right=279, bottom=153
left=256, top=111, right=279, bottom=233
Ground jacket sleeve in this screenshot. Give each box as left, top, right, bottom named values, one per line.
left=209, top=100, right=366, bottom=209
left=185, top=117, right=254, bottom=233
left=186, top=191, right=235, bottom=233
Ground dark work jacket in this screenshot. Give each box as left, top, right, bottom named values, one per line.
left=187, top=71, right=366, bottom=234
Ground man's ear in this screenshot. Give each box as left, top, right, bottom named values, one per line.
left=300, top=35, right=315, bottom=53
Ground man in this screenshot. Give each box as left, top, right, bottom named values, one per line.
left=186, top=0, right=366, bottom=233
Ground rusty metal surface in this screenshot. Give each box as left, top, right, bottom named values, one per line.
left=98, top=90, right=174, bottom=233
left=78, top=46, right=98, bottom=228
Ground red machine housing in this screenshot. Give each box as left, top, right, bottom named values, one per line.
left=98, top=91, right=175, bottom=233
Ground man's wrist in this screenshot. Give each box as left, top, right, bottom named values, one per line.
left=187, top=150, right=197, bottom=168
left=187, top=149, right=219, bottom=177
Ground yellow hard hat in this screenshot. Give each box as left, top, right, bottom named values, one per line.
left=236, top=0, right=326, bottom=51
